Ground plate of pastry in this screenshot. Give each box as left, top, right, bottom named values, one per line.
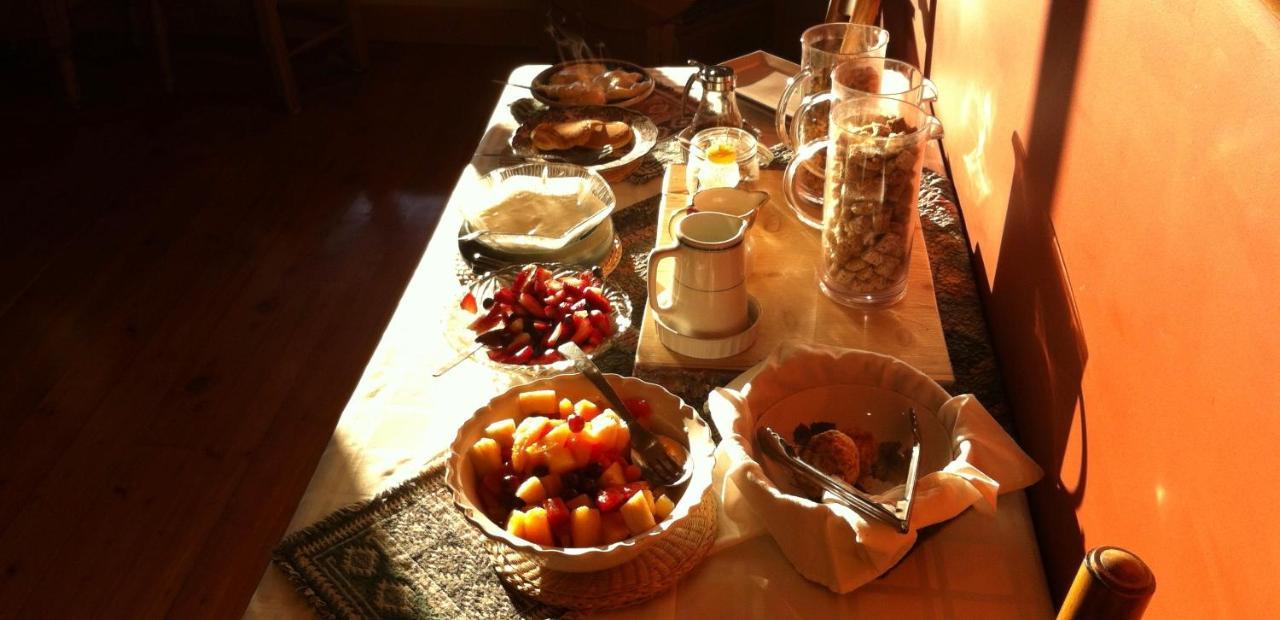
left=511, top=106, right=657, bottom=181
left=531, top=59, right=655, bottom=108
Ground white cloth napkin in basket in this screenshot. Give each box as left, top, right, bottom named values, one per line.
left=706, top=344, right=1043, bottom=593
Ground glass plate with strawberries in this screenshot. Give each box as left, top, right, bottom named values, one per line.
left=450, top=263, right=633, bottom=371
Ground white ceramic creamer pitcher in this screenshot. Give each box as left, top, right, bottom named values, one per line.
left=647, top=211, right=749, bottom=338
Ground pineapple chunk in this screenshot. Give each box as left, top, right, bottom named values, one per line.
left=522, top=443, right=548, bottom=473
left=510, top=416, right=550, bottom=472
left=518, top=390, right=559, bottom=416
left=539, top=474, right=562, bottom=499
left=598, top=462, right=626, bottom=488
left=653, top=494, right=675, bottom=520
left=641, top=489, right=656, bottom=515
left=542, top=422, right=573, bottom=447
left=570, top=506, right=602, bottom=547
left=515, top=476, right=546, bottom=505
left=506, top=509, right=526, bottom=537
left=558, top=398, right=574, bottom=418
left=522, top=507, right=554, bottom=546
left=601, top=512, right=630, bottom=544
left=469, top=438, right=503, bottom=477
left=545, top=445, right=577, bottom=475
left=483, top=418, right=517, bottom=449
left=586, top=416, right=619, bottom=452
left=566, top=494, right=592, bottom=510
left=573, top=399, right=601, bottom=421
left=620, top=490, right=657, bottom=535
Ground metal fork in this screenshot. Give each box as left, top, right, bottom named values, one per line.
left=558, top=342, right=691, bottom=487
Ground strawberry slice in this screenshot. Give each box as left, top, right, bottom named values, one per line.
left=545, top=497, right=570, bottom=529
left=519, top=292, right=548, bottom=318
left=543, top=290, right=566, bottom=306
left=493, top=287, right=516, bottom=305
left=579, top=270, right=594, bottom=287
left=544, top=321, right=565, bottom=347
left=570, top=315, right=594, bottom=344
left=588, top=309, right=613, bottom=336
left=460, top=292, right=478, bottom=313
left=583, top=287, right=612, bottom=313
left=509, top=345, right=534, bottom=365
left=623, top=398, right=651, bottom=420
left=595, top=487, right=632, bottom=512
left=512, top=265, right=536, bottom=294
left=534, top=266, right=554, bottom=283
left=467, top=305, right=503, bottom=332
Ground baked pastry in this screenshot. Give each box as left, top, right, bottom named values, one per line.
left=800, top=429, right=862, bottom=485
left=530, top=119, right=632, bottom=152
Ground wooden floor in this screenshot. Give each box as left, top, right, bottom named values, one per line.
left=0, top=40, right=540, bottom=617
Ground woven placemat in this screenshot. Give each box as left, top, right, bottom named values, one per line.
left=489, top=486, right=718, bottom=611
left=273, top=455, right=565, bottom=619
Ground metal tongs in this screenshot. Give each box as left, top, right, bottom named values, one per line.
left=756, top=408, right=922, bottom=534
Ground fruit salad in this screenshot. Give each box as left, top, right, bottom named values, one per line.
left=460, top=265, right=616, bottom=366
left=467, top=389, right=685, bottom=548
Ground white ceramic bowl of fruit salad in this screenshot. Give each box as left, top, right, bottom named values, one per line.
left=446, top=373, right=715, bottom=572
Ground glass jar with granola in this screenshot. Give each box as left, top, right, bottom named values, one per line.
left=820, top=97, right=943, bottom=306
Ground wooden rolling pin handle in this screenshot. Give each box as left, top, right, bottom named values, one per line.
left=1057, top=546, right=1156, bottom=619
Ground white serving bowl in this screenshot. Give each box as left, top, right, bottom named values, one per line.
left=446, top=373, right=715, bottom=573
left=463, top=162, right=616, bottom=254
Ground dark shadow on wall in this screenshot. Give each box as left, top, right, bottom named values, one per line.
left=979, top=133, right=1090, bottom=605
left=970, top=0, right=1095, bottom=605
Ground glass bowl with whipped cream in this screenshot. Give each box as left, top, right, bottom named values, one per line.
left=463, top=163, right=616, bottom=255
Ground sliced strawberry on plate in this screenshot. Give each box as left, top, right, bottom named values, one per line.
left=512, top=264, right=536, bottom=293
left=519, top=292, right=548, bottom=318
left=588, top=309, right=613, bottom=336
left=544, top=321, right=565, bottom=347
left=509, top=345, right=534, bottom=365
left=460, top=291, right=478, bottom=313
left=467, top=305, right=504, bottom=332
left=493, top=287, right=516, bottom=306
left=583, top=287, right=612, bottom=313
left=570, top=314, right=594, bottom=344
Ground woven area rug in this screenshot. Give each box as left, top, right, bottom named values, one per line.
left=273, top=168, right=1013, bottom=619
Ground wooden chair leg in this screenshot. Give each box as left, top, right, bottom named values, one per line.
left=39, top=0, right=79, bottom=106
left=342, top=0, right=369, bottom=70
left=149, top=0, right=174, bottom=93
left=253, top=0, right=301, bottom=114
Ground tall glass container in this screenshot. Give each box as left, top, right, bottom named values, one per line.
left=819, top=97, right=942, bottom=306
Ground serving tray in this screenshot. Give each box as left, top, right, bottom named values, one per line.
left=634, top=166, right=954, bottom=385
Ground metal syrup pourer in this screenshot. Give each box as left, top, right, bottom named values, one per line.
left=681, top=60, right=744, bottom=134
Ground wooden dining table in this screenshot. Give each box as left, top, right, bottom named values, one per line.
left=244, top=64, right=1054, bottom=619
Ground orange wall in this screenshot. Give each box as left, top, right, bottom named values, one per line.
left=928, top=0, right=1280, bottom=616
